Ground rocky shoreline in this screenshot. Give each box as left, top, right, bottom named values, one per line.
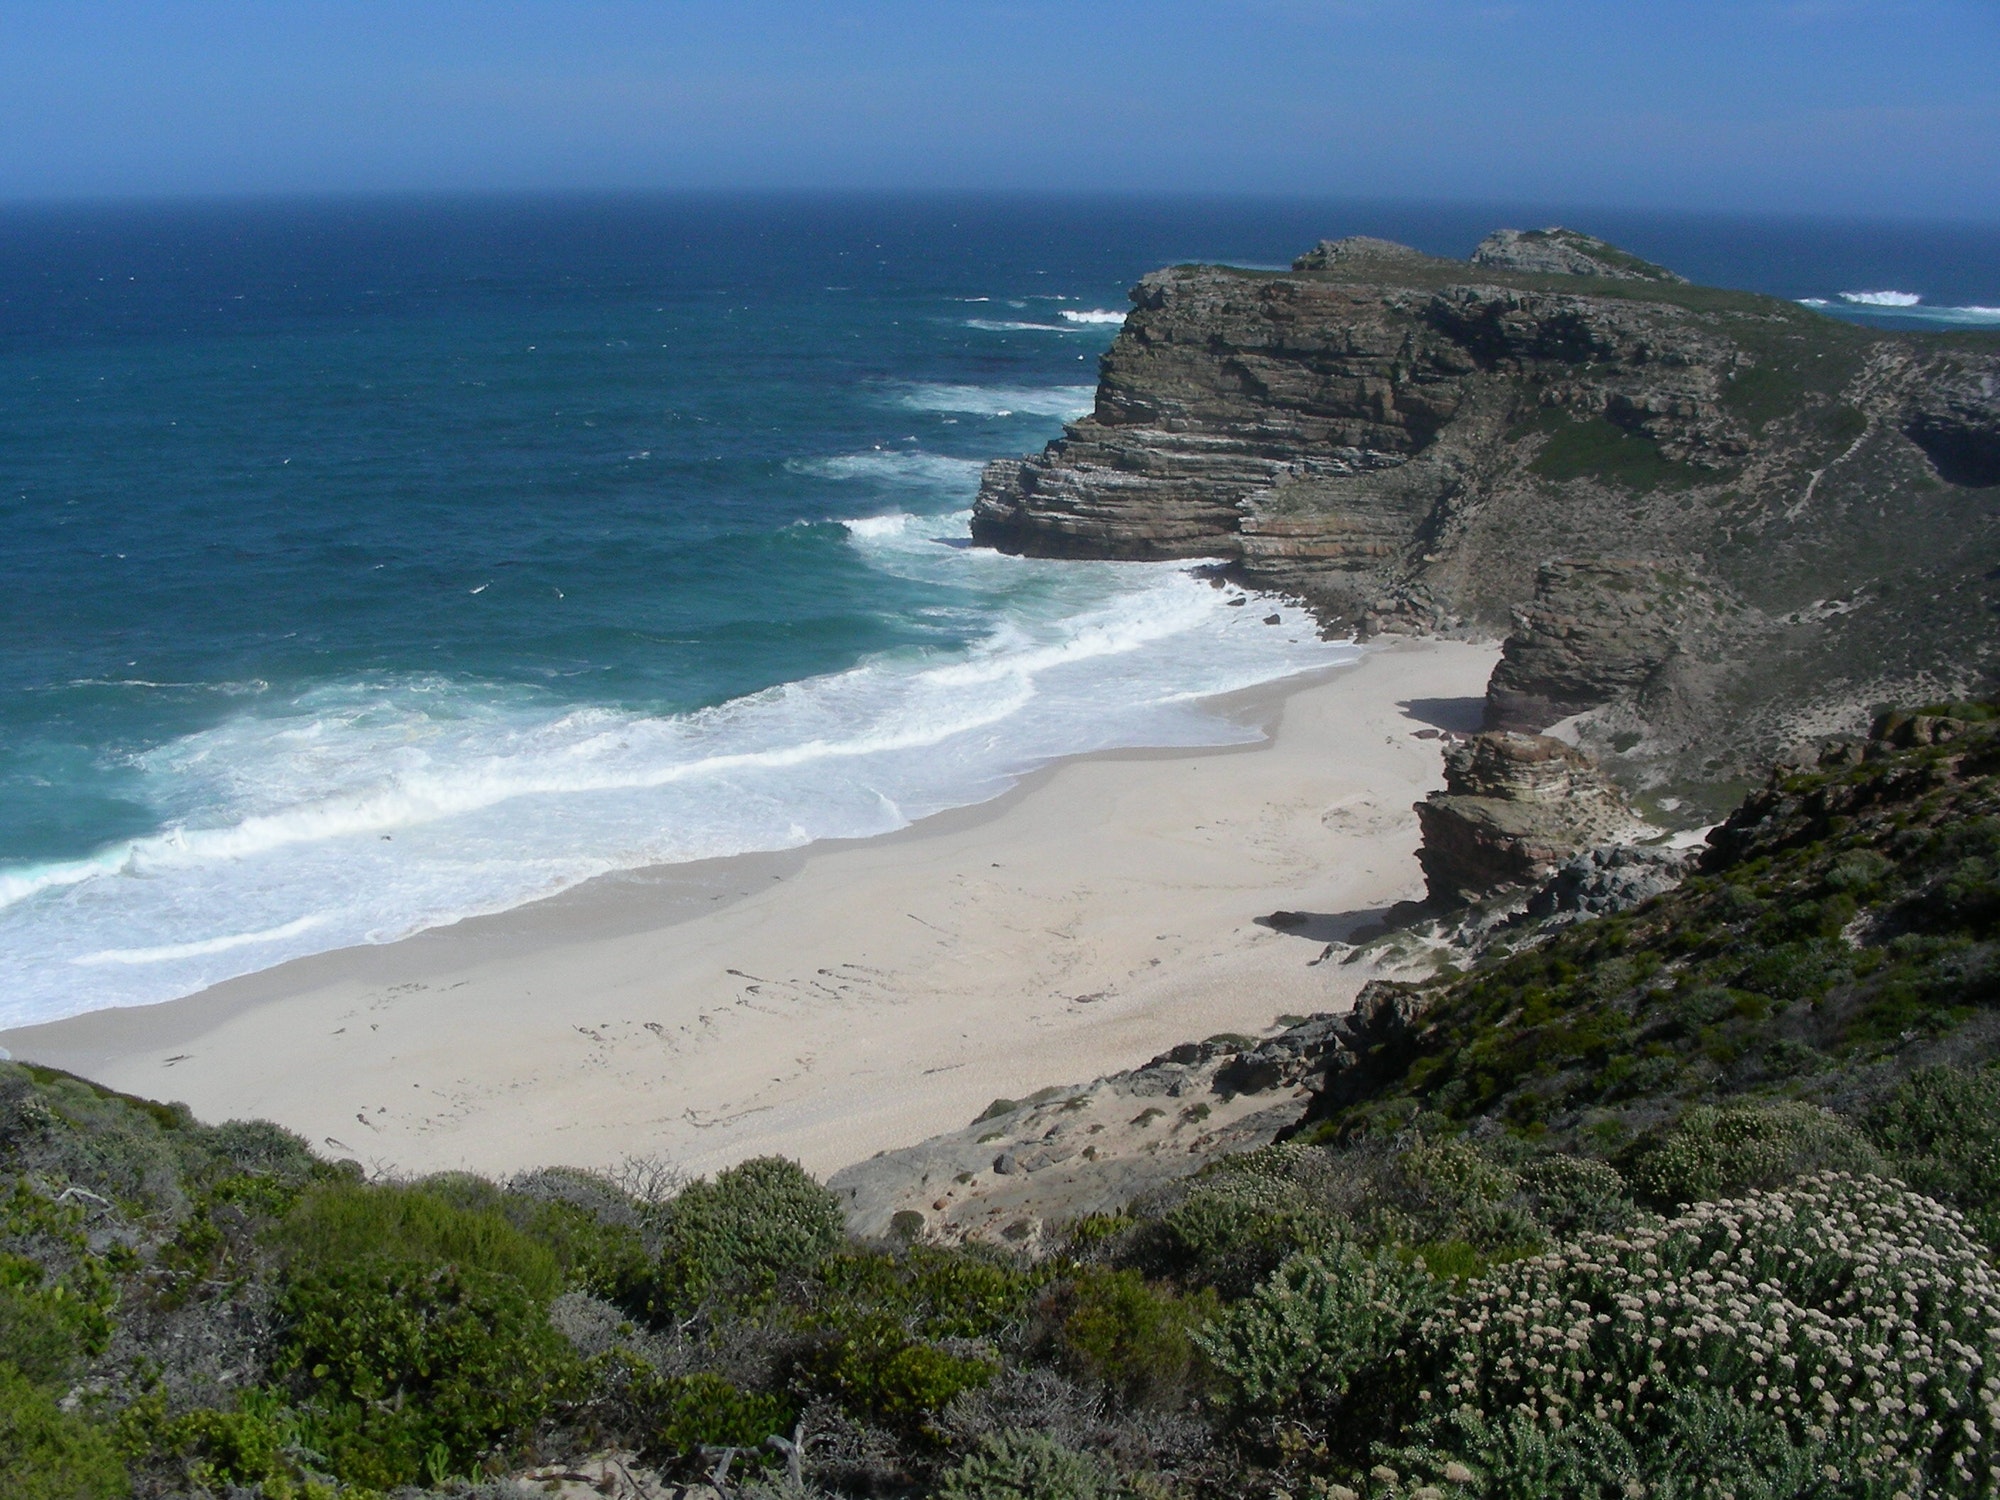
left=972, top=227, right=2000, bottom=790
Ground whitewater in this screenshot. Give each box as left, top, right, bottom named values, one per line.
left=0, top=497, right=1350, bottom=1024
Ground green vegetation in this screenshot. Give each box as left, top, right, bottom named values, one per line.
left=1527, top=411, right=1701, bottom=489
left=11, top=715, right=2000, bottom=1496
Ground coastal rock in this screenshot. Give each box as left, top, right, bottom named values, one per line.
left=1470, top=226, right=1687, bottom=283
left=1522, top=842, right=1696, bottom=920
left=1415, top=733, right=1646, bottom=905
left=970, top=229, right=2000, bottom=779
left=1292, top=235, right=1439, bottom=272
left=826, top=993, right=1445, bottom=1247
left=1484, top=559, right=1717, bottom=733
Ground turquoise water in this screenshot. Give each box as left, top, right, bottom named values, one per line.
left=3, top=196, right=1994, bottom=1025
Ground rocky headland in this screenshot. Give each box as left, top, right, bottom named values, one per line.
left=972, top=227, right=2000, bottom=792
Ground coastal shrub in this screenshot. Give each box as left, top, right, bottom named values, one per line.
left=935, top=1429, right=1122, bottom=1500
left=0, top=1193, right=115, bottom=1371
left=0, top=1365, right=129, bottom=1500
left=0, top=1272, right=94, bottom=1388
left=120, top=1389, right=312, bottom=1493
left=1396, top=1173, right=2000, bottom=1497
left=1194, top=1244, right=1435, bottom=1428
left=1149, top=1171, right=1343, bottom=1296
left=201, top=1117, right=324, bottom=1185
left=651, top=1372, right=796, bottom=1459
left=796, top=1309, right=998, bottom=1433
left=517, top=1197, right=653, bottom=1306
left=652, top=1157, right=844, bottom=1314
left=273, top=1257, right=579, bottom=1487
left=815, top=1246, right=1043, bottom=1341
left=1625, top=1100, right=1880, bottom=1207
left=1053, top=1267, right=1216, bottom=1406
left=276, top=1180, right=562, bottom=1299
left=1516, top=1153, right=1639, bottom=1237
left=1867, top=1063, right=2000, bottom=1240
left=1395, top=1138, right=1542, bottom=1251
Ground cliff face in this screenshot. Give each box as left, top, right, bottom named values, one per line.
left=971, top=230, right=2000, bottom=783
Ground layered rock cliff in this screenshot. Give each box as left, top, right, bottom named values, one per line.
left=972, top=228, right=2000, bottom=784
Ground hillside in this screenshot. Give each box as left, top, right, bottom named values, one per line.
left=9, top=707, right=2000, bottom=1498
left=971, top=229, right=2000, bottom=790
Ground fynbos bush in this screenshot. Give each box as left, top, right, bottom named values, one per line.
left=654, top=1156, right=844, bottom=1313
left=1195, top=1242, right=1435, bottom=1424
left=1628, top=1101, right=1881, bottom=1206
left=935, top=1429, right=1122, bottom=1500
left=1398, top=1173, right=2000, bottom=1496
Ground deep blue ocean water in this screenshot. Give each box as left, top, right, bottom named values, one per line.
left=3, top=194, right=1996, bottom=1026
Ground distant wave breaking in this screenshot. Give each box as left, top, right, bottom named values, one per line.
left=893, top=384, right=1097, bottom=419
left=1800, top=292, right=2000, bottom=328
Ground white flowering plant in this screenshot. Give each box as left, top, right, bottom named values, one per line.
left=1389, top=1173, right=2000, bottom=1497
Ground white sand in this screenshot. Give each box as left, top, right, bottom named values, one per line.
left=3, top=639, right=1497, bottom=1182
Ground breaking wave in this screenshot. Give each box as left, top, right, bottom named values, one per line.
left=0, top=510, right=1353, bottom=1023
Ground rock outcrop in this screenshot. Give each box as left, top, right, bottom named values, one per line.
left=1484, top=559, right=1723, bottom=733
left=826, top=986, right=1433, bottom=1248
left=1414, top=732, right=1646, bottom=905
left=971, top=231, right=2000, bottom=780
left=1522, top=843, right=1696, bottom=921
left=1470, top=226, right=1687, bottom=283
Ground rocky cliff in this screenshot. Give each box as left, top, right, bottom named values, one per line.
left=971, top=228, right=2000, bottom=786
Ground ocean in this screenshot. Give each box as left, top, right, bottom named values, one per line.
left=3, top=194, right=1996, bottom=1028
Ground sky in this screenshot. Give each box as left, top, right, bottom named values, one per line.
left=0, top=1, right=1995, bottom=220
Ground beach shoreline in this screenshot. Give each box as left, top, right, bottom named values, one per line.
left=4, top=637, right=1498, bottom=1181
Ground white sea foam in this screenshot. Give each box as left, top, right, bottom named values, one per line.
left=0, top=511, right=1356, bottom=1025
left=964, top=319, right=1075, bottom=333
left=894, top=384, right=1097, bottom=419
left=1802, top=296, right=2000, bottom=327
left=73, top=915, right=329, bottom=967
left=1059, top=309, right=1127, bottom=325
left=790, top=452, right=986, bottom=490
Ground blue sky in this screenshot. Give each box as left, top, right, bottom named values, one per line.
left=1, top=1, right=1995, bottom=218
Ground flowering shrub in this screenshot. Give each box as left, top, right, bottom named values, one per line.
left=1396, top=1173, right=2000, bottom=1496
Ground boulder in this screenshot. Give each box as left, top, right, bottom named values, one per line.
left=1523, top=843, right=1695, bottom=920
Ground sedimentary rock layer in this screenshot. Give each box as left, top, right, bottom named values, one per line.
left=972, top=231, right=2000, bottom=779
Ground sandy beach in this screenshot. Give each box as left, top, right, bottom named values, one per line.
left=5, top=638, right=1497, bottom=1182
